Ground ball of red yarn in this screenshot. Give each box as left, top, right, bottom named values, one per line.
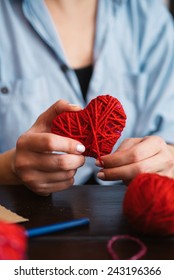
left=0, top=221, right=27, bottom=260
left=51, top=95, right=126, bottom=163
left=123, top=173, right=174, bottom=236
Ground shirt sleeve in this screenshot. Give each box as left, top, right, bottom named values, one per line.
left=135, top=0, right=174, bottom=144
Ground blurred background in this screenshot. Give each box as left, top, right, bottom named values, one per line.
left=170, top=1, right=174, bottom=17
left=165, top=0, right=174, bottom=17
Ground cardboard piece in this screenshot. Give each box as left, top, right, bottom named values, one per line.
left=0, top=205, right=28, bottom=223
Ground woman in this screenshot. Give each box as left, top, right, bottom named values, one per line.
left=0, top=0, right=174, bottom=195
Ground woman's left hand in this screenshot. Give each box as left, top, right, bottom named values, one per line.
left=96, top=136, right=174, bottom=183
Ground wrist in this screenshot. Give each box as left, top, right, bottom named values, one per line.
left=0, top=148, right=22, bottom=185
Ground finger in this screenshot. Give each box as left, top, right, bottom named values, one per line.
left=31, top=100, right=82, bottom=132
left=157, top=169, right=174, bottom=178
left=27, top=177, right=74, bottom=196
left=17, top=133, right=85, bottom=155
left=40, top=179, right=74, bottom=194
left=97, top=161, right=141, bottom=181
left=97, top=151, right=170, bottom=181
left=22, top=169, right=76, bottom=185
left=95, top=138, right=142, bottom=167
left=99, top=136, right=163, bottom=168
left=18, top=153, right=85, bottom=172
left=54, top=100, right=82, bottom=115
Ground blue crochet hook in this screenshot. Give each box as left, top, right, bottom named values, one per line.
left=26, top=217, right=90, bottom=237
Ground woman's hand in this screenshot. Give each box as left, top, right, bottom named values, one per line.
left=96, top=136, right=174, bottom=184
left=13, top=100, right=85, bottom=195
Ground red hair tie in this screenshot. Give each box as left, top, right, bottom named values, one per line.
left=107, top=235, right=147, bottom=260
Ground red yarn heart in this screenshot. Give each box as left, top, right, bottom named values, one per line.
left=51, top=95, right=126, bottom=163
left=123, top=173, right=174, bottom=236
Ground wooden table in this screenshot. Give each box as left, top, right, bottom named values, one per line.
left=0, top=184, right=174, bottom=260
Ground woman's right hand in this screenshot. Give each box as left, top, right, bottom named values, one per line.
left=13, top=100, right=85, bottom=196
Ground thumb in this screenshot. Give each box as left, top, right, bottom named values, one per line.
left=30, top=99, right=82, bottom=133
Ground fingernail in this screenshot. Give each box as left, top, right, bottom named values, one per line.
left=69, top=104, right=80, bottom=107
left=76, top=144, right=85, bottom=153
left=97, top=172, right=105, bottom=180
left=51, top=151, right=61, bottom=155
left=51, top=151, right=66, bottom=155
left=95, top=159, right=104, bottom=167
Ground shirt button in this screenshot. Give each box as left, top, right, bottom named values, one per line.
left=60, top=64, right=68, bottom=72
left=1, top=87, right=9, bottom=94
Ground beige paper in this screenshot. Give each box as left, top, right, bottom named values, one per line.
left=0, top=205, right=28, bottom=223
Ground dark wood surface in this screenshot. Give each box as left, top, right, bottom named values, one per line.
left=0, top=184, right=174, bottom=260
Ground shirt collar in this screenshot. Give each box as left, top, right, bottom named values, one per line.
left=22, top=0, right=68, bottom=64
left=22, top=0, right=128, bottom=65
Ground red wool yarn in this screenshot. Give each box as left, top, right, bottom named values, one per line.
left=51, top=95, right=126, bottom=163
left=0, top=221, right=27, bottom=260
left=123, top=173, right=174, bottom=236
